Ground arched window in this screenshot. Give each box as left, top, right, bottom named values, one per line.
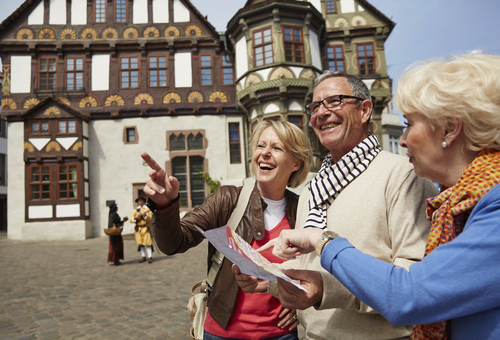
left=188, top=133, right=203, bottom=150
left=170, top=134, right=186, bottom=151
left=168, top=131, right=207, bottom=209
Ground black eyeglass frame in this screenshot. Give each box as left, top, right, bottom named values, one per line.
left=305, top=95, right=364, bottom=114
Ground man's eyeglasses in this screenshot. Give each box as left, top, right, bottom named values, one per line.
left=305, top=95, right=364, bottom=114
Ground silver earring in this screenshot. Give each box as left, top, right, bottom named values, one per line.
left=442, top=141, right=447, bottom=148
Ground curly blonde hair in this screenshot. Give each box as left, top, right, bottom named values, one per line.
left=250, top=120, right=312, bottom=188
left=395, top=53, right=500, bottom=152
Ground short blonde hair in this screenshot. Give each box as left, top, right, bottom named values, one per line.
left=250, top=120, right=312, bottom=188
left=395, top=53, right=500, bottom=152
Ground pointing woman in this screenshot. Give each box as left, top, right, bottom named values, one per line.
left=142, top=120, right=312, bottom=340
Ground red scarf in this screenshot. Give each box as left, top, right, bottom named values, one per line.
left=411, top=149, right=500, bottom=339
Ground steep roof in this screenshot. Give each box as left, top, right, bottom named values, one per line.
left=183, top=0, right=220, bottom=35
left=0, top=0, right=222, bottom=37
left=0, top=0, right=34, bottom=34
left=359, top=0, right=395, bottom=28
left=242, top=0, right=394, bottom=28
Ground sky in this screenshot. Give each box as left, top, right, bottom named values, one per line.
left=1, top=0, right=500, bottom=118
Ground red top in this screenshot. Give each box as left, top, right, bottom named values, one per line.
left=203, top=215, right=292, bottom=339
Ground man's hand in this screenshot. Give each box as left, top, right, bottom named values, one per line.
left=257, top=228, right=324, bottom=260
left=231, top=264, right=270, bottom=293
left=141, top=152, right=180, bottom=206
left=277, top=269, right=323, bottom=310
left=135, top=215, right=142, bottom=221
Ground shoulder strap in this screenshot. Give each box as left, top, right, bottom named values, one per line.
left=206, top=178, right=256, bottom=290
left=226, top=178, right=255, bottom=231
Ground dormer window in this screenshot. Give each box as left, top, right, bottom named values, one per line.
left=31, top=121, right=49, bottom=134
left=58, top=120, right=77, bottom=134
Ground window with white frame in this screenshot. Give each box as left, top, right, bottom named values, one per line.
left=148, top=56, right=168, bottom=87
left=253, top=28, right=273, bottom=67
left=95, top=0, right=106, bottom=23
left=389, top=135, right=400, bottom=154
left=221, top=55, right=234, bottom=85
left=200, top=55, right=212, bottom=86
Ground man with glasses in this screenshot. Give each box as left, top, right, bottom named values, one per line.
left=234, top=71, right=437, bottom=339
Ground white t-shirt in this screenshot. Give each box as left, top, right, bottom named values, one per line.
left=262, top=196, right=286, bottom=231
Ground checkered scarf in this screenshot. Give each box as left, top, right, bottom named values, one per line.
left=304, top=134, right=381, bottom=230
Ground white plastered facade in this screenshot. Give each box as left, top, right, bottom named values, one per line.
left=7, top=120, right=93, bottom=240
left=88, top=115, right=245, bottom=238
left=8, top=114, right=245, bottom=240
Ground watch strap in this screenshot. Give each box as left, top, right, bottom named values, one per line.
left=315, top=231, right=339, bottom=256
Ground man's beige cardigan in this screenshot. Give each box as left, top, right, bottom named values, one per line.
left=278, top=151, right=438, bottom=340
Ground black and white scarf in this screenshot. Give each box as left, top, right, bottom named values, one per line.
left=304, top=134, right=382, bottom=230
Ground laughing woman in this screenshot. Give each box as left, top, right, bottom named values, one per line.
left=141, top=120, right=312, bottom=340
left=261, top=53, right=500, bottom=340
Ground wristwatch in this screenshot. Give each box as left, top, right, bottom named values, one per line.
left=315, top=231, right=339, bottom=256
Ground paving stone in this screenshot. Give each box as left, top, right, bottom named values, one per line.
left=0, top=232, right=206, bottom=339
left=0, top=232, right=308, bottom=339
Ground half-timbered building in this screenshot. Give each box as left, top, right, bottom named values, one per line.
left=0, top=0, right=403, bottom=240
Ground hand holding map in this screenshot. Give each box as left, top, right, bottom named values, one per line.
left=195, top=225, right=308, bottom=292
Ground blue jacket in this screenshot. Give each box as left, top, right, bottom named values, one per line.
left=321, top=183, right=500, bottom=340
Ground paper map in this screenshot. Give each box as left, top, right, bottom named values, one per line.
left=195, top=225, right=308, bottom=292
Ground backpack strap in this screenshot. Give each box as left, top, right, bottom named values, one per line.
left=206, top=178, right=256, bottom=290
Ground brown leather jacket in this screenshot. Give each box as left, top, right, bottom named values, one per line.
left=149, top=182, right=299, bottom=329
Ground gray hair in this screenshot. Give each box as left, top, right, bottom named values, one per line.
left=314, top=70, right=372, bottom=102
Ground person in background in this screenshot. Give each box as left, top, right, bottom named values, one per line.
left=141, top=120, right=312, bottom=340
left=233, top=70, right=437, bottom=339
left=259, top=53, right=500, bottom=340
left=130, top=196, right=153, bottom=263
left=107, top=203, right=128, bottom=266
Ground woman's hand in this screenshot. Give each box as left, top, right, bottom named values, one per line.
left=277, top=308, right=300, bottom=331
left=122, top=216, right=128, bottom=222
left=141, top=152, right=180, bottom=206
left=231, top=264, right=270, bottom=293
left=257, top=229, right=325, bottom=260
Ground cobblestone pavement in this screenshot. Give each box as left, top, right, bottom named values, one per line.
left=0, top=232, right=305, bottom=340
left=0, top=232, right=207, bottom=339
